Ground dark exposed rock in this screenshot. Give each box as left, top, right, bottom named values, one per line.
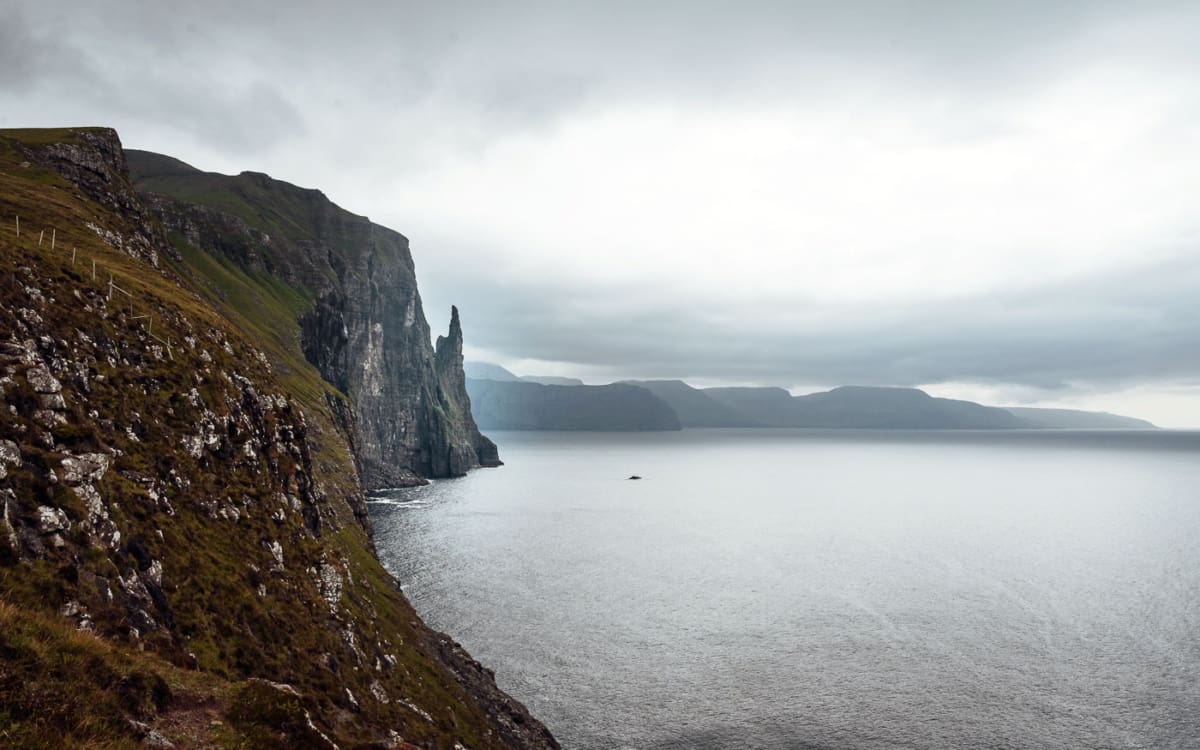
left=430, top=633, right=561, bottom=750
left=324, top=391, right=374, bottom=536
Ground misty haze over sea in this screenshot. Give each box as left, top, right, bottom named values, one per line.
left=373, top=429, right=1200, bottom=750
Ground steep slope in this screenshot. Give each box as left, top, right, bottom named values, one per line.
left=466, top=379, right=681, bottom=431
left=125, top=149, right=498, bottom=489
left=0, top=127, right=555, bottom=748
left=623, top=380, right=762, bottom=427
left=1005, top=407, right=1156, bottom=429
left=706, top=385, right=1028, bottom=428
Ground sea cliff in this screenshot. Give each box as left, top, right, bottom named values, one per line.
left=125, top=149, right=500, bottom=489
left=0, top=126, right=554, bottom=748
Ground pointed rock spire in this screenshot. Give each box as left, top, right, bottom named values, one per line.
left=448, top=304, right=462, bottom=347
left=436, top=305, right=463, bottom=363
left=433, top=306, right=501, bottom=470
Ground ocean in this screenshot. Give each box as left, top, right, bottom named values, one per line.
left=370, top=429, right=1200, bottom=749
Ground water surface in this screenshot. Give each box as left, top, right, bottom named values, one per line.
left=371, top=430, right=1200, bottom=749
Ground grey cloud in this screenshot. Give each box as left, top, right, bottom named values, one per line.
left=5, top=0, right=1198, bottom=409
left=0, top=5, right=305, bottom=153
left=19, top=1, right=1196, bottom=141
left=126, top=78, right=306, bottom=154
left=0, top=7, right=96, bottom=94
left=429, top=252, right=1200, bottom=395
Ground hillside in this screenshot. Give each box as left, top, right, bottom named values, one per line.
left=1004, top=407, right=1156, bottom=429
left=0, top=127, right=554, bottom=748
left=466, top=379, right=680, bottom=431
left=705, top=386, right=1027, bottom=428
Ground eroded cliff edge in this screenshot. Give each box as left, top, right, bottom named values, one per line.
left=124, top=148, right=499, bottom=489
left=0, top=127, right=551, bottom=749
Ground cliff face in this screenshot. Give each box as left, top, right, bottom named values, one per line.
left=0, top=127, right=553, bottom=748
left=125, top=149, right=498, bottom=488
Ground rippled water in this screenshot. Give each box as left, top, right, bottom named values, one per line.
left=370, top=430, right=1200, bottom=750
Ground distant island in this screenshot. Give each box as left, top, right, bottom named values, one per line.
left=465, top=362, right=1156, bottom=432
left=466, top=378, right=680, bottom=431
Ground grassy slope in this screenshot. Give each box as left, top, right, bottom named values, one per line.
left=0, top=600, right=229, bottom=749
left=129, top=154, right=322, bottom=245
left=0, top=128, right=523, bottom=748
left=164, top=235, right=331, bottom=417
left=127, top=149, right=370, bottom=259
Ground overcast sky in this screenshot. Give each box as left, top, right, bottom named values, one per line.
left=5, top=1, right=1199, bottom=425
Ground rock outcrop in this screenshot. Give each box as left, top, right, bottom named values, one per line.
left=435, top=306, right=501, bottom=473
left=125, top=149, right=498, bottom=488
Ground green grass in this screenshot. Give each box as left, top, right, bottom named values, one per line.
left=166, top=234, right=328, bottom=406
left=0, top=597, right=201, bottom=749
left=130, top=166, right=334, bottom=246
left=0, top=126, right=109, bottom=145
